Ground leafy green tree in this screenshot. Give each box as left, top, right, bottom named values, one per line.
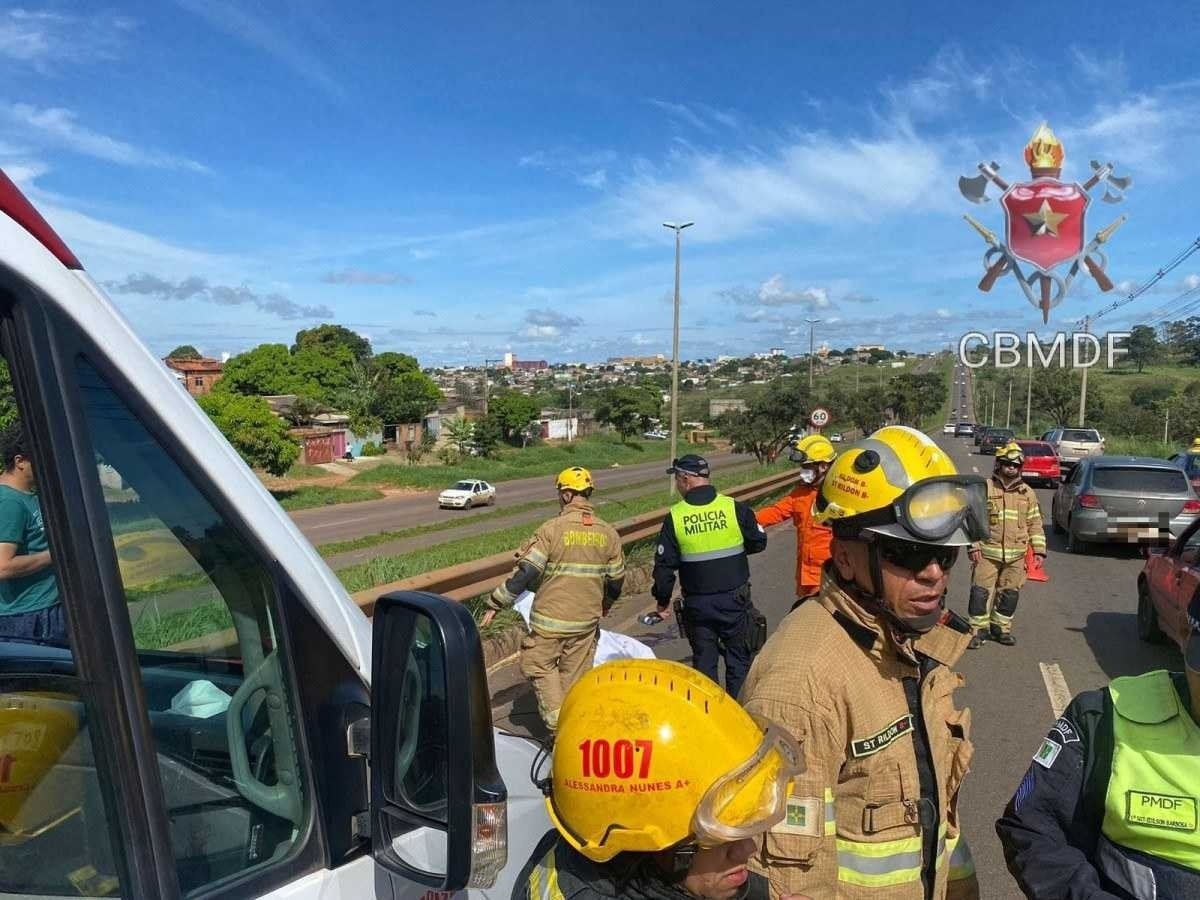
left=290, top=343, right=356, bottom=402
left=198, top=392, right=299, bottom=476
left=595, top=385, right=661, bottom=440
left=442, top=416, right=475, bottom=454
left=1033, top=369, right=1080, bottom=426
left=473, top=415, right=502, bottom=458
left=292, top=324, right=372, bottom=362
left=846, top=386, right=890, bottom=436
left=334, top=359, right=383, bottom=435
left=1130, top=382, right=1175, bottom=410
left=487, top=391, right=541, bottom=441
left=216, top=344, right=303, bottom=397
left=372, top=351, right=420, bottom=380
left=887, top=372, right=945, bottom=427
left=1125, top=325, right=1161, bottom=373
left=717, top=378, right=811, bottom=463
left=167, top=345, right=202, bottom=360
left=283, top=395, right=326, bottom=427
left=373, top=370, right=441, bottom=423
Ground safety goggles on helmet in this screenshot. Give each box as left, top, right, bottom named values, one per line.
left=840, top=475, right=990, bottom=544
left=874, top=535, right=960, bottom=573
left=690, top=722, right=802, bottom=845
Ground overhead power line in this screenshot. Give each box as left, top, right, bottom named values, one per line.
left=1077, top=235, right=1200, bottom=326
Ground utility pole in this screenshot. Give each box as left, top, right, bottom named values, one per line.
left=1078, top=315, right=1090, bottom=427
left=566, top=381, right=575, bottom=443
left=1164, top=401, right=1171, bottom=444
left=1025, top=366, right=1033, bottom=437
left=663, top=221, right=694, bottom=496
left=1006, top=378, right=1013, bottom=430
left=805, top=318, right=821, bottom=390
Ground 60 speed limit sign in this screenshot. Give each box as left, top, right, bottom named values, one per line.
left=810, top=407, right=830, bottom=428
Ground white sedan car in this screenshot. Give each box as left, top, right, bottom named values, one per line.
left=438, top=479, right=497, bottom=509
left=943, top=422, right=956, bottom=434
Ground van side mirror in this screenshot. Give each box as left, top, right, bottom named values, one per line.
left=370, top=591, right=507, bottom=890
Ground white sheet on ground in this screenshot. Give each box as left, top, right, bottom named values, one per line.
left=512, top=591, right=655, bottom=665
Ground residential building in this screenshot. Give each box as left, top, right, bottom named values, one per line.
left=164, top=356, right=224, bottom=396
left=709, top=398, right=748, bottom=417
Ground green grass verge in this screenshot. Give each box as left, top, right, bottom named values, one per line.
left=123, top=571, right=211, bottom=603
left=271, top=485, right=385, bottom=511
left=1100, top=436, right=1176, bottom=458
left=284, top=463, right=337, bottom=480
left=345, top=435, right=714, bottom=491
left=131, top=600, right=233, bottom=649
left=337, top=463, right=784, bottom=593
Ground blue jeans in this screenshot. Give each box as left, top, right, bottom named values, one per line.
left=0, top=603, right=67, bottom=644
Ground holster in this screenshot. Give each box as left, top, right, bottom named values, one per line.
left=673, top=599, right=694, bottom=645
left=747, top=605, right=768, bottom=652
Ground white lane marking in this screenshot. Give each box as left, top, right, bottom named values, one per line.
left=1039, top=662, right=1072, bottom=719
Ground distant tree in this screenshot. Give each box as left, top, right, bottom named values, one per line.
left=1130, top=382, right=1175, bottom=410
left=888, top=372, right=945, bottom=427
left=405, top=430, right=436, bottom=465
left=198, top=392, right=299, bottom=476
left=1165, top=318, right=1200, bottom=365
left=335, top=359, right=384, bottom=435
left=846, top=386, right=890, bottom=436
left=216, top=344, right=303, bottom=397
left=373, top=370, right=441, bottom=424
left=292, top=324, right=372, bottom=362
left=371, top=351, right=420, bottom=380
left=487, top=391, right=541, bottom=442
left=290, top=343, right=356, bottom=403
left=1125, top=325, right=1162, bottom=373
left=717, top=378, right=810, bottom=463
left=442, top=416, right=475, bottom=454
left=283, top=395, right=326, bottom=427
left=595, top=385, right=661, bottom=440
left=167, top=344, right=202, bottom=360
left=473, top=415, right=502, bottom=458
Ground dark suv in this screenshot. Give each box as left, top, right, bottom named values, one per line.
left=979, top=427, right=1015, bottom=455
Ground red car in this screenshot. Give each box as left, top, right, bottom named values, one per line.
left=1015, top=440, right=1061, bottom=487
left=1138, top=517, right=1200, bottom=648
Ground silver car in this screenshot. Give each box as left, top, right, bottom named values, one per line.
left=1043, top=426, right=1105, bottom=470
left=1051, top=457, right=1200, bottom=553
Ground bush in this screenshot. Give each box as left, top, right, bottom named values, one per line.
left=361, top=441, right=385, bottom=457
left=197, top=392, right=299, bottom=476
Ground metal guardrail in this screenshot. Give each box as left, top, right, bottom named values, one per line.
left=350, top=468, right=802, bottom=616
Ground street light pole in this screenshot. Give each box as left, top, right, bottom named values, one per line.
left=1025, top=366, right=1033, bottom=437
left=664, top=221, right=694, bottom=496
left=805, top=318, right=821, bottom=391
left=481, top=357, right=503, bottom=416
left=567, top=381, right=575, bottom=443
left=1006, top=378, right=1013, bottom=430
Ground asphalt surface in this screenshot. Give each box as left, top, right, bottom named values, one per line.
left=489, top=363, right=1183, bottom=898
left=290, top=450, right=739, bottom=544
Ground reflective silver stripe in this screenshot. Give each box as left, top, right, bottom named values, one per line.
left=948, top=836, right=976, bottom=879
left=837, top=847, right=922, bottom=876
left=1096, top=834, right=1158, bottom=900
left=679, top=545, right=745, bottom=563
left=855, top=437, right=914, bottom=488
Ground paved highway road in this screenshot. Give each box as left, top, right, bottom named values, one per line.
left=290, top=451, right=741, bottom=544
left=490, top=375, right=1179, bottom=897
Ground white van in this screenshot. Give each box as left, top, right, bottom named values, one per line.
left=0, top=172, right=549, bottom=899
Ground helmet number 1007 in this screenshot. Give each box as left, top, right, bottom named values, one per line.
left=579, top=739, right=653, bottom=779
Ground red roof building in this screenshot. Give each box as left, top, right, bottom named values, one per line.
left=164, top=357, right=224, bottom=396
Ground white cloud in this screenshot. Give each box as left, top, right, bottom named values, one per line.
left=320, top=268, right=411, bottom=285
left=518, top=308, right=583, bottom=342
left=724, top=275, right=832, bottom=312
left=105, top=273, right=333, bottom=320
left=936, top=308, right=952, bottom=318
left=646, top=99, right=712, bottom=132
left=577, top=169, right=607, bottom=190
left=0, top=9, right=135, bottom=68
left=5, top=104, right=209, bottom=173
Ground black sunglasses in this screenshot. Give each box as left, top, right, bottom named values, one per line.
left=876, top=537, right=960, bottom=573
left=997, top=459, right=1020, bottom=468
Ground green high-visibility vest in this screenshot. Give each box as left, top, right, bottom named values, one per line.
left=670, top=494, right=742, bottom=562
left=1100, top=670, right=1200, bottom=881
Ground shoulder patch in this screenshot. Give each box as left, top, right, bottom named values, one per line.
left=772, top=796, right=823, bottom=837
left=1033, top=738, right=1062, bottom=769
left=851, top=715, right=914, bottom=758
left=1051, top=717, right=1080, bottom=744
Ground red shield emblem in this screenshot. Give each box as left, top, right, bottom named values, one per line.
left=1001, top=179, right=1088, bottom=273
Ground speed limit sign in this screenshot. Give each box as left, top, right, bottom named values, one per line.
left=810, top=407, right=830, bottom=429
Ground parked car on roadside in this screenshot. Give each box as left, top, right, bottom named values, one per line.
left=974, top=425, right=989, bottom=446
left=979, top=427, right=1015, bottom=455
left=1044, top=426, right=1105, bottom=470
left=955, top=422, right=975, bottom=437
left=1168, top=450, right=1200, bottom=495
left=1014, top=440, right=1061, bottom=487
left=1137, top=516, right=1200, bottom=646
left=1051, top=457, right=1200, bottom=553
left=438, top=478, right=496, bottom=508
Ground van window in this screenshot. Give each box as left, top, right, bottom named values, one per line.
left=75, top=358, right=309, bottom=895
left=0, top=352, right=122, bottom=896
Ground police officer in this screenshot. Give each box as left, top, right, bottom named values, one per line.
left=484, top=466, right=624, bottom=733
left=996, top=593, right=1200, bottom=898
left=515, top=658, right=804, bottom=900
left=740, top=426, right=984, bottom=900
left=967, top=441, right=1045, bottom=649
left=649, top=455, right=766, bottom=698
left=755, top=434, right=837, bottom=606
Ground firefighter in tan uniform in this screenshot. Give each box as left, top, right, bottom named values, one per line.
left=967, top=442, right=1045, bottom=649
left=483, top=466, right=624, bottom=733
left=740, top=426, right=985, bottom=900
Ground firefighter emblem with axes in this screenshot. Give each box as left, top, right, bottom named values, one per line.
left=959, top=122, right=1131, bottom=322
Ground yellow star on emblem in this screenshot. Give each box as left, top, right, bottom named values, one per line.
left=1022, top=199, right=1069, bottom=237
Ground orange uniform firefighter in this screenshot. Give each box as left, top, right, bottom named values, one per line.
left=483, top=466, right=624, bottom=732
left=756, top=434, right=836, bottom=603
left=740, top=426, right=983, bottom=900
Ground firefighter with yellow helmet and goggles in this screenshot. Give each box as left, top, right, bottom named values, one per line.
left=740, top=426, right=984, bottom=899
left=516, top=659, right=807, bottom=900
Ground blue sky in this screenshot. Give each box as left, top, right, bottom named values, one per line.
left=3, top=1, right=1199, bottom=365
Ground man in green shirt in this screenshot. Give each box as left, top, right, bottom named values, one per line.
left=0, top=424, right=61, bottom=643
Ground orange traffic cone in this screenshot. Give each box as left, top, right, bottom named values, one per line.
left=1026, top=543, right=1049, bottom=582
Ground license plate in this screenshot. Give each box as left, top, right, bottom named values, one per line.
left=1022, top=470, right=1039, bottom=478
